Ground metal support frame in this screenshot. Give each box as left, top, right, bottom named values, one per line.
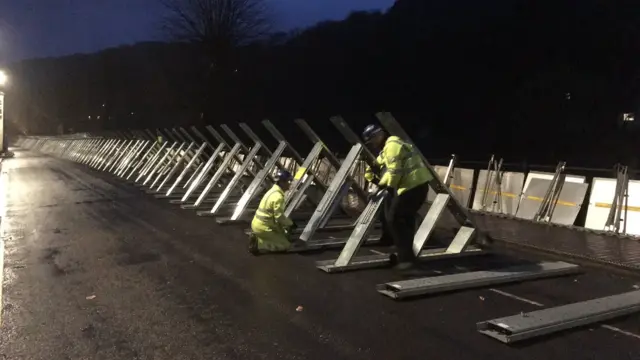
left=477, top=290, right=640, bottom=344
left=230, top=118, right=379, bottom=252
left=170, top=125, right=229, bottom=204
left=533, top=161, right=567, bottom=222
left=480, top=155, right=505, bottom=213
left=151, top=141, right=193, bottom=192
left=190, top=123, right=269, bottom=215
left=141, top=141, right=179, bottom=186
left=177, top=141, right=226, bottom=204
left=375, top=112, right=484, bottom=251
left=443, top=154, right=457, bottom=186
left=186, top=143, right=243, bottom=209
left=221, top=121, right=297, bottom=222
left=298, top=143, right=364, bottom=242
left=604, top=164, right=630, bottom=234
left=318, top=113, right=485, bottom=273
left=224, top=119, right=338, bottom=224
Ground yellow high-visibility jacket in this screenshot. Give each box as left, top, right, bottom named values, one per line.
left=251, top=184, right=294, bottom=251
left=364, top=136, right=432, bottom=195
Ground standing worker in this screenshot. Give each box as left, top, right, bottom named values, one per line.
left=362, top=124, right=432, bottom=272
left=249, top=170, right=299, bottom=255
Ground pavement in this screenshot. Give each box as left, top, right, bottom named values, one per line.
left=1, top=149, right=640, bottom=360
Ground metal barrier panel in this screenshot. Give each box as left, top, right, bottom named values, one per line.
left=585, top=178, right=640, bottom=236
left=522, top=171, right=585, bottom=193
left=472, top=170, right=525, bottom=215
left=427, top=166, right=474, bottom=206
left=516, top=178, right=589, bottom=225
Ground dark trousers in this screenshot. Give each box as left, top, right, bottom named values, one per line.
left=383, top=183, right=429, bottom=262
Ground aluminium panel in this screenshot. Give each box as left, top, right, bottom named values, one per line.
left=472, top=170, right=525, bottom=216
left=521, top=171, right=585, bottom=206
left=377, top=261, right=580, bottom=300
left=515, top=178, right=588, bottom=225
left=427, top=166, right=474, bottom=207
left=477, top=290, right=640, bottom=344
left=584, top=178, right=640, bottom=236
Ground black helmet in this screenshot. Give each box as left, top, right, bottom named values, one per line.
left=362, top=124, right=383, bottom=142
left=275, top=169, right=293, bottom=182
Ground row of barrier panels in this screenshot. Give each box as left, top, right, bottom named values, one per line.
left=425, top=155, right=639, bottom=237
left=17, top=112, right=640, bottom=344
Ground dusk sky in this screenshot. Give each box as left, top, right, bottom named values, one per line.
left=0, top=0, right=393, bottom=63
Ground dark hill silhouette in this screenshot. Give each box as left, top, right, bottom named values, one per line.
left=5, top=0, right=640, bottom=167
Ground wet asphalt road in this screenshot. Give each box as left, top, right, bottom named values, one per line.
left=1, top=150, right=640, bottom=360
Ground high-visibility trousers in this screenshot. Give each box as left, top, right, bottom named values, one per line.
left=250, top=218, right=291, bottom=252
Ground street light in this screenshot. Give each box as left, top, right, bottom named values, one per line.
left=0, top=70, right=8, bottom=154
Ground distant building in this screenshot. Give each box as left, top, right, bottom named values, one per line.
left=619, top=113, right=636, bottom=130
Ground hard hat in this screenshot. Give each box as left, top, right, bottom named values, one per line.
left=362, top=124, right=383, bottom=142
left=276, top=169, right=293, bottom=182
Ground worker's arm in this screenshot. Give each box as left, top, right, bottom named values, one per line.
left=365, top=164, right=381, bottom=185
left=378, top=144, right=403, bottom=189
left=365, top=154, right=385, bottom=182
left=272, top=195, right=294, bottom=228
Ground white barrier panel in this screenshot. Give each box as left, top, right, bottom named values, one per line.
left=427, top=166, right=474, bottom=207
left=585, top=178, right=640, bottom=236
left=515, top=178, right=589, bottom=225
left=520, top=171, right=585, bottom=213
left=472, top=171, right=525, bottom=216
left=523, top=171, right=585, bottom=193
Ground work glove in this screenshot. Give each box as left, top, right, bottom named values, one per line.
left=289, top=222, right=298, bottom=231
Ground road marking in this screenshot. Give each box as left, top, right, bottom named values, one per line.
left=601, top=325, right=640, bottom=340
left=488, top=288, right=545, bottom=306
left=487, top=288, right=640, bottom=340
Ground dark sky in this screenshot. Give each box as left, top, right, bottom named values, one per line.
left=0, top=0, right=392, bottom=63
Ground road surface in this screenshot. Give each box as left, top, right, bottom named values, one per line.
left=1, top=149, right=639, bottom=359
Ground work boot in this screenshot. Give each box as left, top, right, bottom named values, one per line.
left=248, top=234, right=260, bottom=256
left=289, top=239, right=308, bottom=250
left=394, top=262, right=424, bottom=276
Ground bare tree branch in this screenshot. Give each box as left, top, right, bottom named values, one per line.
left=160, top=0, right=272, bottom=55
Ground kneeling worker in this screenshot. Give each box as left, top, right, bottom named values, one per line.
left=362, top=124, right=432, bottom=271
left=249, top=170, right=299, bottom=255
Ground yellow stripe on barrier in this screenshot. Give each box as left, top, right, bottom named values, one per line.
left=594, top=202, right=640, bottom=212
left=526, top=195, right=577, bottom=207
left=449, top=184, right=466, bottom=191
left=476, top=189, right=518, bottom=198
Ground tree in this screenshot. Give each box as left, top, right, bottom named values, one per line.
left=160, top=0, right=271, bottom=67
left=159, top=0, right=272, bottom=120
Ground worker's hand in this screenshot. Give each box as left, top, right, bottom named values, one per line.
left=289, top=222, right=298, bottom=231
